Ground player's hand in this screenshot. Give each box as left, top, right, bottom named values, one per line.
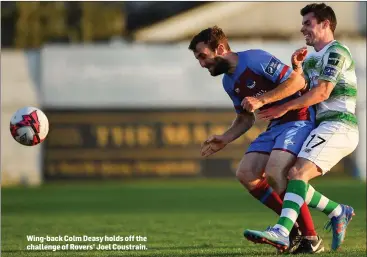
left=291, top=47, right=308, bottom=68
left=201, top=135, right=228, bottom=157
left=241, top=97, right=265, bottom=113
left=257, top=106, right=289, bottom=121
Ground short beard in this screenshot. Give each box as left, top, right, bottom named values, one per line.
left=305, top=40, right=313, bottom=46
left=210, top=57, right=231, bottom=76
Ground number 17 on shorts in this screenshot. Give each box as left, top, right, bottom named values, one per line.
left=298, top=121, right=359, bottom=174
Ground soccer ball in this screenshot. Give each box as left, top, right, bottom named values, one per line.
left=10, top=107, right=49, bottom=146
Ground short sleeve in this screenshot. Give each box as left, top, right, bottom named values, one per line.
left=245, top=50, right=293, bottom=84
left=318, top=46, right=350, bottom=85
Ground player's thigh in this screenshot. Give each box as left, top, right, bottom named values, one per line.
left=264, top=150, right=296, bottom=192
left=262, top=121, right=313, bottom=191
left=288, top=157, right=321, bottom=181
left=237, top=152, right=269, bottom=182
left=296, top=121, right=359, bottom=179
left=246, top=128, right=275, bottom=156
left=237, top=128, right=274, bottom=184
left=266, top=121, right=313, bottom=178
left=272, top=121, right=315, bottom=156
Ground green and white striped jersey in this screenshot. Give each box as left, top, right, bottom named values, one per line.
left=302, top=40, right=358, bottom=127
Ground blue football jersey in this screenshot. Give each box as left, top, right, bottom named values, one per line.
left=222, top=49, right=315, bottom=126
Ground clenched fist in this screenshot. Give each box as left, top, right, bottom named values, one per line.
left=241, top=97, right=265, bottom=113
left=291, top=47, right=308, bottom=70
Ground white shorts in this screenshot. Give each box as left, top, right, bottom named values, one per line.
left=298, top=121, right=359, bottom=174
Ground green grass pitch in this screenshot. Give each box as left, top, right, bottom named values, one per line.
left=2, top=176, right=366, bottom=256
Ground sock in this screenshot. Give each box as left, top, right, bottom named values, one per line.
left=297, top=204, right=317, bottom=236
left=280, top=190, right=317, bottom=237
left=305, top=184, right=342, bottom=218
left=249, top=178, right=282, bottom=215
left=274, top=180, right=308, bottom=236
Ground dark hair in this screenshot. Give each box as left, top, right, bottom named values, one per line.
left=301, top=3, right=337, bottom=33
left=188, top=26, right=230, bottom=52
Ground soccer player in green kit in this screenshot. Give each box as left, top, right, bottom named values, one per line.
left=244, top=3, right=358, bottom=252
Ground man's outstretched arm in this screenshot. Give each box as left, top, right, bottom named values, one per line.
left=257, top=70, right=307, bottom=105
left=257, top=80, right=334, bottom=120
left=282, top=80, right=333, bottom=111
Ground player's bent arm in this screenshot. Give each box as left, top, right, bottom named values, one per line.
left=222, top=112, right=255, bottom=144
left=257, top=71, right=306, bottom=106
left=282, top=80, right=334, bottom=111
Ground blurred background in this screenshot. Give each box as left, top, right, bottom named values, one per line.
left=1, top=1, right=366, bottom=186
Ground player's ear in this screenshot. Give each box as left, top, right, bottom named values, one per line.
left=216, top=44, right=225, bottom=55
left=322, top=20, right=330, bottom=30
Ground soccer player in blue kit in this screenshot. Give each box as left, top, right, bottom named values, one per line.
left=189, top=26, right=325, bottom=254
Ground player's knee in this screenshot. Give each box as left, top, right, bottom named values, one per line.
left=288, top=165, right=306, bottom=180
left=264, top=172, right=287, bottom=194
left=264, top=168, right=275, bottom=184
left=236, top=168, right=260, bottom=191
left=235, top=169, right=249, bottom=186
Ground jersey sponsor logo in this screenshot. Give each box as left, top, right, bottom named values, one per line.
left=246, top=79, right=256, bottom=89
left=265, top=57, right=281, bottom=76
left=322, top=66, right=338, bottom=79
left=253, top=89, right=267, bottom=97
left=327, top=52, right=345, bottom=69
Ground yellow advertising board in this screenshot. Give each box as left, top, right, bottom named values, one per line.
left=43, top=109, right=266, bottom=179
left=44, top=108, right=346, bottom=179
